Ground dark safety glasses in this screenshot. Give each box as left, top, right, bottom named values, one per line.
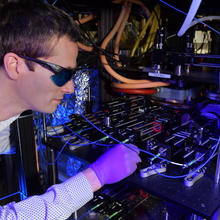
left=18, top=54, right=77, bottom=87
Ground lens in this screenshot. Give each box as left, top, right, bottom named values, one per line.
left=50, top=70, right=72, bottom=87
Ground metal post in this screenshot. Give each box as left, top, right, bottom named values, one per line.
left=42, top=113, right=47, bottom=143
left=42, top=114, right=58, bottom=185
left=46, top=147, right=58, bottom=185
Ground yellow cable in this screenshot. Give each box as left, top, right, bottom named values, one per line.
left=130, top=13, right=154, bottom=57
left=130, top=4, right=160, bottom=57
left=144, top=15, right=159, bottom=51
left=148, top=18, right=159, bottom=49
left=143, top=16, right=157, bottom=51
left=149, top=5, right=160, bottom=49
left=143, top=5, right=160, bottom=52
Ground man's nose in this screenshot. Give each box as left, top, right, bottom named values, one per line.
left=61, top=80, right=74, bottom=94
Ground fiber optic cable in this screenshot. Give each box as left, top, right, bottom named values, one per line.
left=41, top=127, right=110, bottom=166
left=150, top=148, right=167, bottom=162
left=65, top=129, right=127, bottom=147
left=151, top=136, right=220, bottom=179
left=39, top=130, right=76, bottom=166
left=46, top=100, right=217, bottom=171
left=50, top=124, right=91, bottom=146
left=75, top=104, right=215, bottom=170
left=72, top=102, right=185, bottom=167
left=63, top=123, right=115, bottom=147
left=39, top=125, right=93, bottom=165
left=45, top=101, right=219, bottom=174
left=41, top=126, right=119, bottom=166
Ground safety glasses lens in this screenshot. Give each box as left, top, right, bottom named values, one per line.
left=50, top=70, right=72, bottom=87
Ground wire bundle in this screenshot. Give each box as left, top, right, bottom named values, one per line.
left=76, top=1, right=170, bottom=94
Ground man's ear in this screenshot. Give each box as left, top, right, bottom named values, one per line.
left=3, top=52, right=26, bottom=80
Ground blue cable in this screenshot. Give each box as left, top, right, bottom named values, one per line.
left=49, top=111, right=114, bottom=146
left=51, top=124, right=110, bottom=147
left=71, top=102, right=185, bottom=166
left=151, top=136, right=220, bottom=178
left=41, top=100, right=220, bottom=175
left=63, top=123, right=114, bottom=147
left=49, top=105, right=116, bottom=147
left=72, top=102, right=220, bottom=177
left=159, top=0, right=220, bottom=36
left=40, top=125, right=111, bottom=165
left=46, top=136, right=74, bottom=165
left=38, top=121, right=71, bottom=165
left=39, top=128, right=76, bottom=165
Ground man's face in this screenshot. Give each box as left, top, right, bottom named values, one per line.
left=16, top=35, right=78, bottom=113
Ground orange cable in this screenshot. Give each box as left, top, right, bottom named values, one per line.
left=114, top=3, right=132, bottom=67
left=76, top=14, right=95, bottom=25
left=100, top=3, right=150, bottom=83
left=112, top=81, right=170, bottom=89
left=77, top=42, right=94, bottom=52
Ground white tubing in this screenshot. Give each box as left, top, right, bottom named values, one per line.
left=188, top=16, right=220, bottom=29
left=177, top=0, right=202, bottom=37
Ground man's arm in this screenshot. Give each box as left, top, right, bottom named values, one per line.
left=0, top=171, right=94, bottom=220
left=0, top=144, right=140, bottom=220
left=82, top=167, right=102, bottom=191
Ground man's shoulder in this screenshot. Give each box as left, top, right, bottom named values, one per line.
left=0, top=115, right=19, bottom=132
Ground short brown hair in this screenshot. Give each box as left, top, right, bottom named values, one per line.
left=0, top=0, right=80, bottom=67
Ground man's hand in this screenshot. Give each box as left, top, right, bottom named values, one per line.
left=89, top=143, right=141, bottom=186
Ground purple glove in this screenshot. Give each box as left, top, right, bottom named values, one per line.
left=89, top=144, right=141, bottom=186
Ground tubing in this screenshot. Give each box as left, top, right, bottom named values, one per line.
left=177, top=0, right=202, bottom=36
left=113, top=87, right=157, bottom=95
left=112, top=0, right=150, bottom=18
left=112, top=81, right=170, bottom=89
left=188, top=16, right=220, bottom=29
left=75, top=1, right=170, bottom=90
left=100, top=3, right=150, bottom=83
left=114, top=3, right=132, bottom=67
left=75, top=14, right=95, bottom=52
left=77, top=42, right=93, bottom=52
left=100, top=2, right=170, bottom=88
left=76, top=14, right=95, bottom=25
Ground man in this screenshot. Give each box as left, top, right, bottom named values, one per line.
left=0, top=1, right=141, bottom=219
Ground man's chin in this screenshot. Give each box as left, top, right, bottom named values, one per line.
left=40, top=105, right=58, bottom=114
